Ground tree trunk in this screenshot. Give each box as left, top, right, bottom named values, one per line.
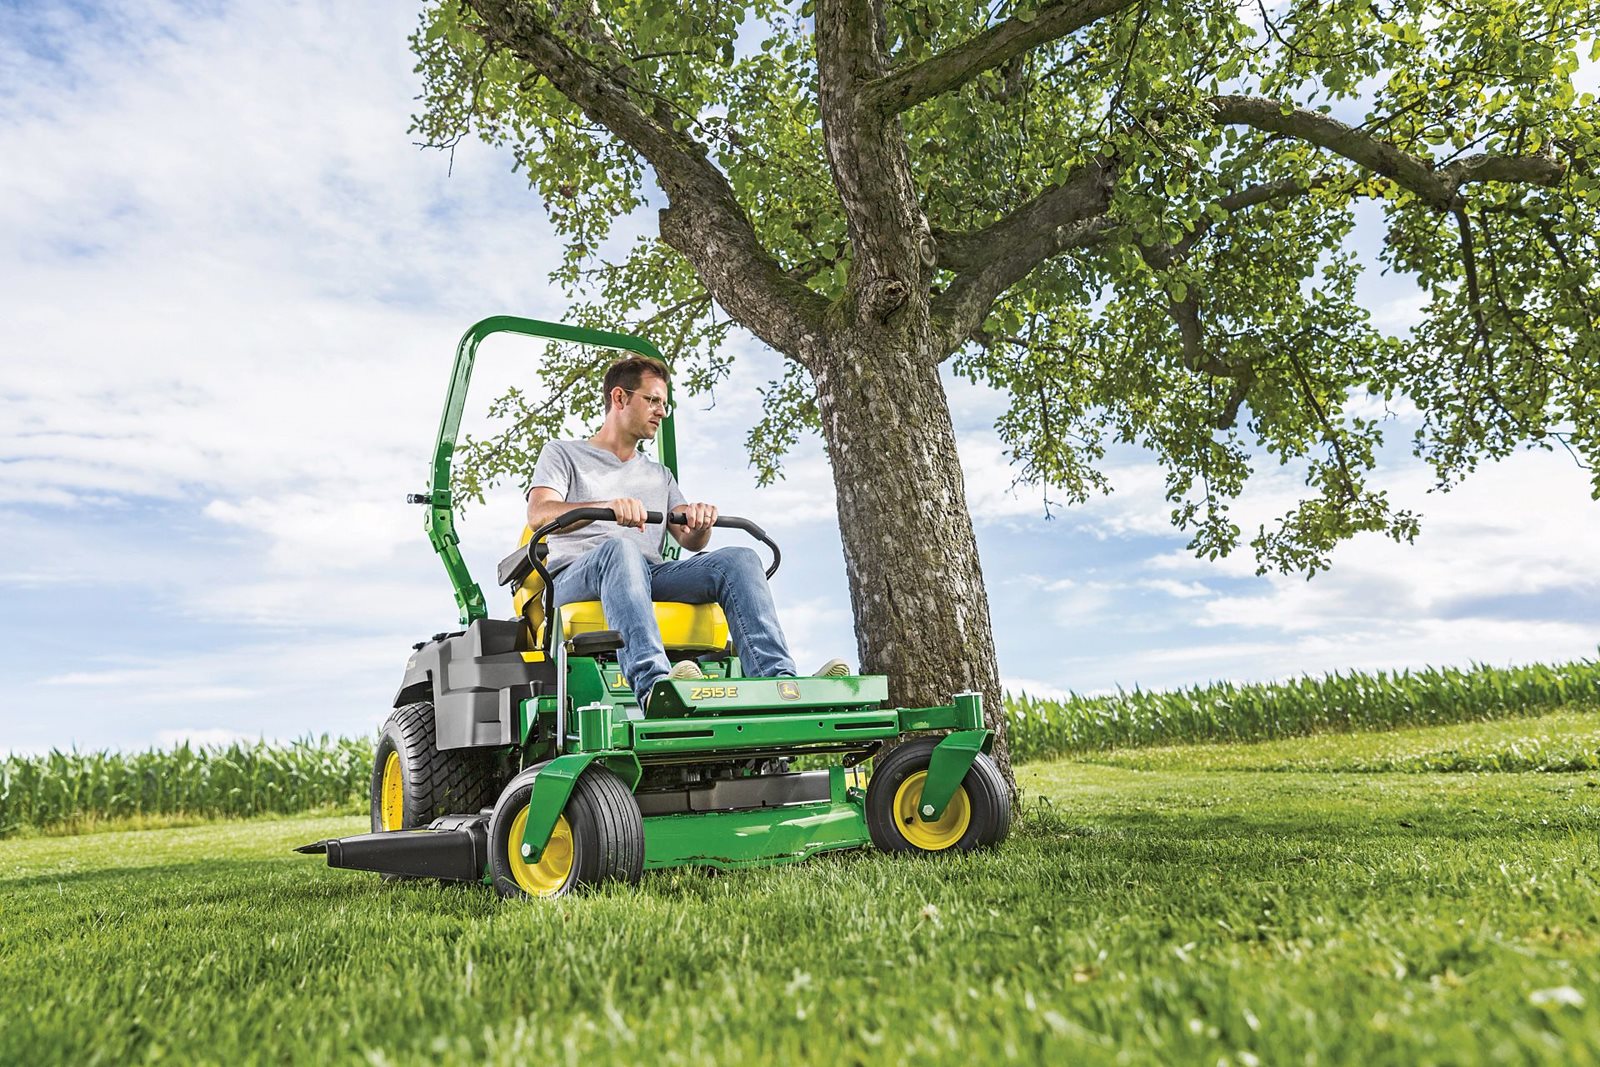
left=810, top=330, right=1013, bottom=789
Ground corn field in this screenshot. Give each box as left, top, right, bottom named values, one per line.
left=1004, top=657, right=1600, bottom=763
left=0, top=736, right=371, bottom=837
left=3, top=659, right=1597, bottom=836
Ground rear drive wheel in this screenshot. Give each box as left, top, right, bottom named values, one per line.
left=489, top=766, right=644, bottom=899
left=370, top=702, right=499, bottom=832
left=866, top=737, right=1011, bottom=853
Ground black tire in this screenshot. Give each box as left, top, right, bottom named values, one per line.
left=488, top=765, right=644, bottom=899
left=865, top=737, right=1011, bottom=853
left=370, top=702, right=499, bottom=833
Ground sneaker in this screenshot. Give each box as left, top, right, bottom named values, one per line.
left=813, top=658, right=851, bottom=678
left=667, top=660, right=706, bottom=681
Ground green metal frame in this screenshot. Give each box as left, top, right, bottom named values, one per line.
left=515, top=662, right=991, bottom=862
left=641, top=765, right=867, bottom=870
left=521, top=756, right=872, bottom=868
left=919, top=729, right=990, bottom=819
left=424, top=316, right=680, bottom=624
left=516, top=751, right=643, bottom=864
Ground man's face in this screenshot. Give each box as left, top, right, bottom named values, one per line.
left=611, top=372, right=669, bottom=440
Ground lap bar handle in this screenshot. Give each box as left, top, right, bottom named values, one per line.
left=500, top=508, right=781, bottom=595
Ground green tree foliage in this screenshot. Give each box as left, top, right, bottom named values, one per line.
left=412, top=0, right=1597, bottom=573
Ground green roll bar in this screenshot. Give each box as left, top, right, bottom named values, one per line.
left=414, top=316, right=678, bottom=624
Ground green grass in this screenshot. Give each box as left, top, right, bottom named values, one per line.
left=4, top=718, right=1597, bottom=1064
left=1083, top=707, right=1600, bottom=774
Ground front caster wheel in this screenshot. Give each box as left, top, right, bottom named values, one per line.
left=488, top=766, right=644, bottom=899
left=865, top=738, right=1011, bottom=853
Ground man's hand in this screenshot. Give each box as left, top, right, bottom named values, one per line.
left=680, top=502, right=718, bottom=531
left=671, top=502, right=718, bottom=551
left=608, top=497, right=648, bottom=530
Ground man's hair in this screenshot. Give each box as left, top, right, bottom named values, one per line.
left=600, top=355, right=670, bottom=415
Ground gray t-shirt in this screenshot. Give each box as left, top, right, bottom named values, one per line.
left=529, top=440, right=687, bottom=574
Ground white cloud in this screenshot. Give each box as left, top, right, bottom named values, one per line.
left=1058, top=618, right=1599, bottom=695
left=1371, top=290, right=1430, bottom=333
left=203, top=494, right=420, bottom=573
left=0, top=0, right=566, bottom=523
left=1137, top=578, right=1213, bottom=599
left=154, top=727, right=259, bottom=749
left=1001, top=676, right=1075, bottom=700
left=1023, top=447, right=1600, bottom=692
left=39, top=663, right=258, bottom=705
left=770, top=595, right=855, bottom=672
left=1177, top=451, right=1600, bottom=629
left=1032, top=577, right=1118, bottom=626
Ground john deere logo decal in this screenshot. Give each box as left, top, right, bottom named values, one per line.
left=778, top=681, right=801, bottom=700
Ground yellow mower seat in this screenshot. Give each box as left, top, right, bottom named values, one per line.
left=511, top=527, right=730, bottom=652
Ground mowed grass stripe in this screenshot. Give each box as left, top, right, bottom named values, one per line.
left=2, top=745, right=1597, bottom=1065
left=5, top=659, right=1598, bottom=837
left=1081, top=708, right=1600, bottom=774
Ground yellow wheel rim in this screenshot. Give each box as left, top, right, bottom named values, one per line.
left=507, top=808, right=575, bottom=897
left=893, top=770, right=971, bottom=851
left=380, top=751, right=404, bottom=831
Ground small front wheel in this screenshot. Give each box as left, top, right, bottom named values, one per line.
left=488, top=766, right=644, bottom=899
left=866, top=738, right=1011, bottom=853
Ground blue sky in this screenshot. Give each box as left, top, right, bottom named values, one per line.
left=2, top=1, right=1596, bottom=756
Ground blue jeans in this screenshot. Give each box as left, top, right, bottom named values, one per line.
left=551, top=540, right=798, bottom=706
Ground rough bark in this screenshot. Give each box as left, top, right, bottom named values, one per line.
left=864, top=0, right=1140, bottom=114
left=814, top=1, right=931, bottom=325
left=808, top=6, right=1011, bottom=784
left=811, top=327, right=1011, bottom=783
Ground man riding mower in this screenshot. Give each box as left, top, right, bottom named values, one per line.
left=298, top=316, right=1011, bottom=898
left=523, top=351, right=850, bottom=713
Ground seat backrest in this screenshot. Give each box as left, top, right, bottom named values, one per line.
left=510, top=526, right=547, bottom=649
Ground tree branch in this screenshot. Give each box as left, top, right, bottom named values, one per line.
left=1141, top=176, right=1334, bottom=379
left=1440, top=150, right=1567, bottom=188
left=934, top=157, right=1118, bottom=272
left=1096, top=1, right=1150, bottom=135
left=1210, top=96, right=1567, bottom=206
left=1284, top=345, right=1359, bottom=506
left=931, top=169, right=1322, bottom=362
left=815, top=0, right=930, bottom=323
left=633, top=293, right=714, bottom=332
left=865, top=0, right=1140, bottom=114
left=930, top=158, right=1117, bottom=353
left=465, top=0, right=827, bottom=359
left=1453, top=208, right=1494, bottom=352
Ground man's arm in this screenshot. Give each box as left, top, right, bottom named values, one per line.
left=527, top=487, right=649, bottom=532
left=668, top=502, right=718, bottom=552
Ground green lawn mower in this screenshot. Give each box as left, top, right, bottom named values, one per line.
left=298, top=317, right=1011, bottom=898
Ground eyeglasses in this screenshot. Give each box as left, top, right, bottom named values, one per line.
left=623, top=388, right=672, bottom=416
